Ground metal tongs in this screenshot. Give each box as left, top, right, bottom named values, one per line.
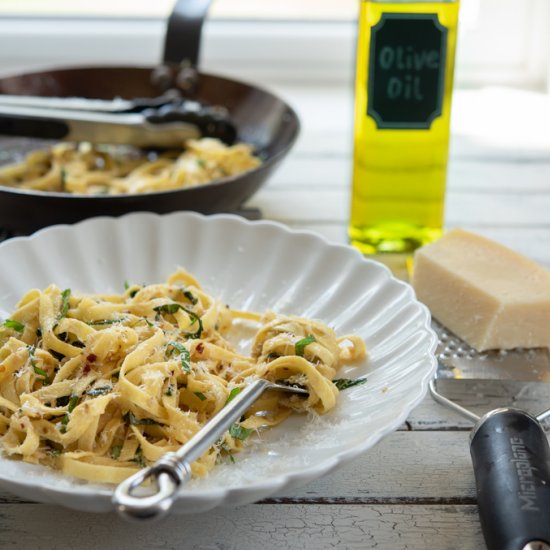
left=0, top=92, right=237, bottom=148
left=112, top=379, right=308, bottom=521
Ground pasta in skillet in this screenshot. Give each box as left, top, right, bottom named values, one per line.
left=0, top=138, right=260, bottom=195
left=0, top=270, right=366, bottom=483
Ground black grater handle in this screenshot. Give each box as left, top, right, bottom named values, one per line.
left=470, top=408, right=550, bottom=550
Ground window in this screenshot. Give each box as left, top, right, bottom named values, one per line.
left=0, top=0, right=548, bottom=90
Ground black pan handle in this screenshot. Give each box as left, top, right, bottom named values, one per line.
left=163, top=0, right=213, bottom=66
left=470, top=408, right=550, bottom=550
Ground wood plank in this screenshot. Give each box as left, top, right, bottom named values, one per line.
left=0, top=431, right=477, bottom=504
left=270, top=85, right=550, bottom=161
left=273, top=431, right=475, bottom=502
left=283, top=222, right=550, bottom=261
left=406, top=382, right=550, bottom=431
left=271, top=155, right=550, bottom=194
left=0, top=503, right=484, bottom=550
left=290, top=126, right=550, bottom=159
left=448, top=158, right=550, bottom=193
left=270, top=156, right=351, bottom=189
left=248, top=188, right=550, bottom=227
left=0, top=414, right=542, bottom=505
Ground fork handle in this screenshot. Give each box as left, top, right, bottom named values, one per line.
left=470, top=408, right=550, bottom=550
left=113, top=379, right=272, bottom=521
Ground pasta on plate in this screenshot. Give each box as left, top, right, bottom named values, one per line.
left=0, top=270, right=366, bottom=484
left=0, top=138, right=261, bottom=195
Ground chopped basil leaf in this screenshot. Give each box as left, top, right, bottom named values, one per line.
left=153, top=303, right=203, bottom=339
left=86, top=385, right=112, bottom=397
left=60, top=167, right=67, bottom=190
left=194, top=391, right=207, bottom=401
left=229, top=423, right=253, bottom=441
left=154, top=303, right=181, bottom=315
left=57, top=289, right=71, bottom=321
left=2, top=319, right=25, bottom=333
left=166, top=341, right=191, bottom=373
left=132, top=446, right=146, bottom=467
left=58, top=396, right=77, bottom=428
left=87, top=319, right=125, bottom=326
left=225, top=387, right=241, bottom=406
left=110, top=445, right=122, bottom=460
left=48, top=447, right=61, bottom=457
left=295, top=334, right=316, bottom=356
left=135, top=318, right=154, bottom=328
left=27, top=345, right=50, bottom=384
left=67, top=395, right=79, bottom=413
left=181, top=289, right=198, bottom=305
left=165, top=341, right=183, bottom=357
left=124, top=280, right=130, bottom=290
left=219, top=442, right=236, bottom=463
left=33, top=365, right=50, bottom=385
left=333, top=377, right=367, bottom=391
left=123, top=411, right=160, bottom=426
left=196, top=158, right=206, bottom=169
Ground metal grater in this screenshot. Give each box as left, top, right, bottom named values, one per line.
left=430, top=319, right=550, bottom=550
left=433, top=320, right=550, bottom=384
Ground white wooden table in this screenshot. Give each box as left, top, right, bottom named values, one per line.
left=2, top=84, right=550, bottom=549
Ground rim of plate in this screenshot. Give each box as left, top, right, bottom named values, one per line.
left=0, top=211, right=438, bottom=505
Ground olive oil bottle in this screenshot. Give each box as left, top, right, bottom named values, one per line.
left=349, top=0, right=459, bottom=254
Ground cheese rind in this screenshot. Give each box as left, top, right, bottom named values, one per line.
left=411, top=228, right=550, bottom=351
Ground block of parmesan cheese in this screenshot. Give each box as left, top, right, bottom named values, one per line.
left=411, top=228, right=550, bottom=351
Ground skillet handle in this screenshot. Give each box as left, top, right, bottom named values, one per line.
left=163, top=0, right=213, bottom=66
left=470, top=408, right=550, bottom=550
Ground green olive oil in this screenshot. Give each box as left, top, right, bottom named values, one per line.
left=349, top=0, right=459, bottom=254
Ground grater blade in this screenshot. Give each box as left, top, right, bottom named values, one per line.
left=433, top=320, right=550, bottom=382
left=431, top=320, right=550, bottom=419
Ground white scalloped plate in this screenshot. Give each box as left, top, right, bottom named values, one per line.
left=0, top=212, right=437, bottom=513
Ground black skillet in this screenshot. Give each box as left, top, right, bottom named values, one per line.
left=0, top=0, right=300, bottom=233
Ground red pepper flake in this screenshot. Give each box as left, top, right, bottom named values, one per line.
left=87, top=354, right=97, bottom=363
left=196, top=342, right=204, bottom=354
left=83, top=364, right=91, bottom=374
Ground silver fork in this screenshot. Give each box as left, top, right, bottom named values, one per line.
left=112, top=378, right=308, bottom=521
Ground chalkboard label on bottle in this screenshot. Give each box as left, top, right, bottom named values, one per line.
left=367, top=13, right=447, bottom=130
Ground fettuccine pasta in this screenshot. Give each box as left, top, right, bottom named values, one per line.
left=0, top=138, right=260, bottom=195
left=0, top=270, right=366, bottom=484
